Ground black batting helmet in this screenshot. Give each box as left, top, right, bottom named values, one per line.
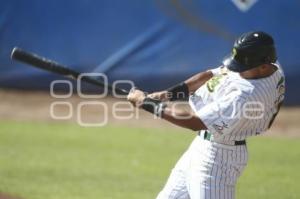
left=223, top=31, right=277, bottom=72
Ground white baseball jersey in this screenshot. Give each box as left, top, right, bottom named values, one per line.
left=156, top=64, right=285, bottom=199
left=190, top=64, right=285, bottom=142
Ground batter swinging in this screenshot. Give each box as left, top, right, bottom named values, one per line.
left=127, top=31, right=285, bottom=199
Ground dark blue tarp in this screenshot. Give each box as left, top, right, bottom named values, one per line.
left=0, top=0, right=299, bottom=105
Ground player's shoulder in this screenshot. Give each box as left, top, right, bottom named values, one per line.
left=224, top=70, right=255, bottom=96
left=274, top=62, right=285, bottom=78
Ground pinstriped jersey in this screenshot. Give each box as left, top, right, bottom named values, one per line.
left=189, top=64, right=285, bottom=141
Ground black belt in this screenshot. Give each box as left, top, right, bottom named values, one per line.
left=200, top=131, right=246, bottom=146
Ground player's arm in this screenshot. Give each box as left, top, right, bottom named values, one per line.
left=127, top=88, right=207, bottom=131
left=161, top=106, right=207, bottom=131
left=148, top=67, right=221, bottom=101
left=128, top=85, right=245, bottom=133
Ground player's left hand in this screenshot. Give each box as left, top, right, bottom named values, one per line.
left=127, top=88, right=146, bottom=108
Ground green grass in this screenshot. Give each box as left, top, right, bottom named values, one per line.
left=0, top=121, right=299, bottom=199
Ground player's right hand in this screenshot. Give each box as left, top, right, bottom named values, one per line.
left=148, top=91, right=169, bottom=101
left=127, top=88, right=146, bottom=108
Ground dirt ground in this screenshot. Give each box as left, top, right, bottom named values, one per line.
left=0, top=89, right=299, bottom=137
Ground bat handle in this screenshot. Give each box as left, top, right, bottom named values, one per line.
left=114, top=87, right=129, bottom=95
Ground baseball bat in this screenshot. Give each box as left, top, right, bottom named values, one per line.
left=10, top=47, right=129, bottom=96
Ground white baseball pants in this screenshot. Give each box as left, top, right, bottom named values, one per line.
left=156, top=136, right=248, bottom=199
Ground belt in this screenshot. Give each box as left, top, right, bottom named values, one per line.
left=199, top=131, right=246, bottom=146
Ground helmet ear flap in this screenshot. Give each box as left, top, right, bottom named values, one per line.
left=264, top=56, right=272, bottom=63
left=267, top=48, right=277, bottom=63
left=263, top=54, right=277, bottom=64
left=258, top=46, right=277, bottom=64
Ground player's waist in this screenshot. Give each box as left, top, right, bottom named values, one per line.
left=198, top=130, right=246, bottom=146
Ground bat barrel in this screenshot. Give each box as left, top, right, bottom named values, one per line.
left=11, top=47, right=129, bottom=96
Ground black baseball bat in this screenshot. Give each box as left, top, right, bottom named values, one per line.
left=10, top=47, right=129, bottom=96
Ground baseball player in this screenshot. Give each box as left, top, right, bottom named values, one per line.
left=127, top=31, right=285, bottom=199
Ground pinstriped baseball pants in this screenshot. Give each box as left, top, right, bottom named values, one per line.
left=156, top=136, right=248, bottom=199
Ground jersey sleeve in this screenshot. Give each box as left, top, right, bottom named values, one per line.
left=209, top=65, right=227, bottom=76
left=191, top=90, right=248, bottom=137
left=209, top=66, right=222, bottom=76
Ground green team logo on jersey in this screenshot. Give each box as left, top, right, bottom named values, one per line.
left=206, top=76, right=222, bottom=92
left=276, top=76, right=284, bottom=89
left=232, top=48, right=237, bottom=58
